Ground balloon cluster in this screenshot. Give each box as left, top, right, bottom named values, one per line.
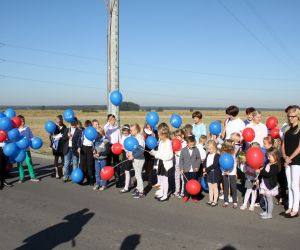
left=266, top=116, right=280, bottom=139
left=0, top=108, right=43, bottom=163
left=45, top=108, right=76, bottom=133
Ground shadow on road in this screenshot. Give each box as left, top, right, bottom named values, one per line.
left=120, top=234, right=141, bottom=250
left=219, top=245, right=237, bottom=250
left=15, top=208, right=94, bottom=250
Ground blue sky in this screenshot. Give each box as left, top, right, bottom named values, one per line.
left=1, top=0, right=300, bottom=108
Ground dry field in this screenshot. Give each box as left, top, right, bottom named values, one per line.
left=15, top=109, right=287, bottom=155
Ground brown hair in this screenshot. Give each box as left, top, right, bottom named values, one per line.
left=130, top=123, right=141, bottom=133
left=192, top=111, right=203, bottom=119
left=267, top=147, right=281, bottom=168
left=221, top=139, right=235, bottom=155
left=263, top=136, right=274, bottom=147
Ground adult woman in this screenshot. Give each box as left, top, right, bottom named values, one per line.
left=282, top=106, right=300, bottom=218
left=50, top=115, right=67, bottom=178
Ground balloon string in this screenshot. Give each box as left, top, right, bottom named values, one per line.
left=181, top=172, right=188, bottom=182
left=113, top=159, right=131, bottom=168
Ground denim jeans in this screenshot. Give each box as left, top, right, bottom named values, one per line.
left=64, top=148, right=79, bottom=178
left=95, top=159, right=107, bottom=187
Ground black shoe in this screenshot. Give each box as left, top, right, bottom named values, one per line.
left=154, top=196, right=162, bottom=200
left=3, top=181, right=13, bottom=187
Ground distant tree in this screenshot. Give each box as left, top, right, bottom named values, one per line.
left=156, top=107, right=164, bottom=112
left=41, top=105, right=46, bottom=110
left=190, top=109, right=194, bottom=112
left=120, top=102, right=140, bottom=111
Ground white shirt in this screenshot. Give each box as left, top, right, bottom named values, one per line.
left=83, top=135, right=93, bottom=147
left=225, top=118, right=245, bottom=139
left=68, top=127, right=76, bottom=147
left=104, top=123, right=121, bottom=144
left=153, top=139, right=174, bottom=171
left=246, top=122, right=268, bottom=147
left=206, top=153, right=215, bottom=168
left=196, top=143, right=206, bottom=161
left=188, top=148, right=193, bottom=172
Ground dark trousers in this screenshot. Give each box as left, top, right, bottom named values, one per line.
left=223, top=175, right=237, bottom=203
left=144, top=158, right=154, bottom=185
left=183, top=172, right=198, bottom=198
left=80, top=146, right=95, bottom=185
left=0, top=148, right=7, bottom=187
left=278, top=165, right=287, bottom=202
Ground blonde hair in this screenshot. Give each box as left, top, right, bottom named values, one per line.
left=206, top=140, right=218, bottom=153
left=230, top=132, right=241, bottom=143
left=286, top=107, right=300, bottom=134
left=158, top=123, right=170, bottom=138
left=130, top=123, right=141, bottom=133
left=221, top=139, right=235, bottom=155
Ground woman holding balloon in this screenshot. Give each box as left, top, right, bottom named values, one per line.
left=281, top=106, right=300, bottom=218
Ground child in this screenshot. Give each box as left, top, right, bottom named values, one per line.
left=192, top=111, right=207, bottom=142
left=240, top=161, right=259, bottom=211
left=179, top=136, right=201, bottom=203
left=258, top=147, right=280, bottom=219
left=150, top=124, right=174, bottom=201
left=128, top=124, right=145, bottom=199
left=173, top=129, right=187, bottom=198
left=197, top=135, right=207, bottom=163
left=17, top=115, right=39, bottom=182
left=0, top=142, right=13, bottom=189
left=244, top=107, right=256, bottom=126
left=93, top=128, right=111, bottom=191
left=221, top=139, right=238, bottom=208
left=230, top=132, right=242, bottom=157
left=183, top=124, right=193, bottom=140
left=119, top=124, right=133, bottom=193
left=203, top=140, right=220, bottom=206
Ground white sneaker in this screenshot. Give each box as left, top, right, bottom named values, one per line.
left=249, top=206, right=255, bottom=211
left=240, top=205, right=247, bottom=210
left=260, top=211, right=267, bottom=216
left=254, top=202, right=260, bottom=207
left=219, top=194, right=224, bottom=200
left=229, top=196, right=233, bottom=203
left=261, top=214, right=272, bottom=219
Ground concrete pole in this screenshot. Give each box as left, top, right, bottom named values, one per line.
left=107, top=0, right=120, bottom=124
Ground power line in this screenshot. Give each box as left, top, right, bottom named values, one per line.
left=1, top=41, right=299, bottom=82
left=216, top=0, right=296, bottom=73
left=243, top=0, right=300, bottom=69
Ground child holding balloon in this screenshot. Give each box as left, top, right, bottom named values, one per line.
left=173, top=129, right=187, bottom=198
left=150, top=124, right=174, bottom=201
left=119, top=124, right=133, bottom=193
left=220, top=140, right=238, bottom=208
left=17, top=115, right=40, bottom=182
left=179, top=135, right=201, bottom=203
left=203, top=140, right=220, bottom=206
left=258, top=147, right=280, bottom=219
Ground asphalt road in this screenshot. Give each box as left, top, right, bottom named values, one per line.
left=0, top=156, right=299, bottom=250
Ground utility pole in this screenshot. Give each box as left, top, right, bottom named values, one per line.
left=107, top=0, right=120, bottom=124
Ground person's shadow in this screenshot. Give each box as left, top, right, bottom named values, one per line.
left=120, top=234, right=141, bottom=250
left=16, top=208, right=94, bottom=250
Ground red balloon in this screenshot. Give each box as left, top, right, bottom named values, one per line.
left=242, top=128, right=255, bottom=142
left=186, top=179, right=201, bottom=195
left=172, top=138, right=182, bottom=152
left=111, top=143, right=123, bottom=155
left=246, top=147, right=264, bottom=170
left=270, top=128, right=280, bottom=139
left=100, top=166, right=114, bottom=181
left=0, top=130, right=8, bottom=142
left=11, top=116, right=22, bottom=128
left=266, top=116, right=278, bottom=130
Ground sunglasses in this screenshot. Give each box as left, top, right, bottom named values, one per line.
left=288, top=115, right=297, bottom=118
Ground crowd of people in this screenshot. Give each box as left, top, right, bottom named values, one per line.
left=1, top=105, right=300, bottom=220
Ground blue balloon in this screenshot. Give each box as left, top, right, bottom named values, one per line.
left=124, top=136, right=139, bottom=151
left=146, top=112, right=159, bottom=127
left=71, top=167, right=84, bottom=183
left=4, top=108, right=16, bottom=118
left=110, top=90, right=123, bottom=106
left=0, top=112, right=5, bottom=118
left=84, top=126, right=97, bottom=141
left=201, top=176, right=209, bottom=192
left=63, top=109, right=75, bottom=123
left=0, top=117, right=13, bottom=131
left=146, top=136, right=158, bottom=150
left=3, top=142, right=18, bottom=157
left=44, top=121, right=56, bottom=134
left=209, top=121, right=222, bottom=135
left=14, top=150, right=26, bottom=163
left=170, top=114, right=182, bottom=128
left=8, top=128, right=20, bottom=141
left=219, top=153, right=234, bottom=171
left=30, top=137, right=43, bottom=150
left=16, top=136, right=30, bottom=149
